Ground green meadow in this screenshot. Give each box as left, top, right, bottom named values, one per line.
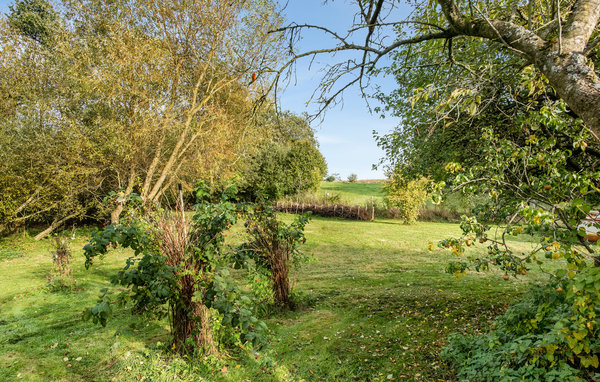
left=319, top=181, right=385, bottom=204
left=0, top=215, right=550, bottom=381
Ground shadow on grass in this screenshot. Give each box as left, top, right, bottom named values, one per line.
left=0, top=284, right=169, bottom=382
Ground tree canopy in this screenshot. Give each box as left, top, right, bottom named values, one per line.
left=0, top=0, right=290, bottom=237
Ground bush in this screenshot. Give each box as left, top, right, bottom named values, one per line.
left=50, top=233, right=72, bottom=277
left=442, top=270, right=600, bottom=381
left=240, top=140, right=327, bottom=200
left=384, top=175, right=429, bottom=223
left=347, top=173, right=358, bottom=182
left=237, top=201, right=311, bottom=308
left=83, top=185, right=268, bottom=356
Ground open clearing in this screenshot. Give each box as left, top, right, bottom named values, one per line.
left=0, top=216, right=547, bottom=381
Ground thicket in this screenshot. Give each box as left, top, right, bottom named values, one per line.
left=442, top=271, right=600, bottom=381
left=82, top=184, right=310, bottom=357
left=0, top=0, right=289, bottom=238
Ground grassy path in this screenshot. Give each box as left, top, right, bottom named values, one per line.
left=0, top=217, right=545, bottom=381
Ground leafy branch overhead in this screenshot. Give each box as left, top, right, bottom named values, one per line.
left=272, top=0, right=600, bottom=143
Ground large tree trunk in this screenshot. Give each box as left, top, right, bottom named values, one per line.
left=537, top=52, right=600, bottom=142
left=437, top=0, right=600, bottom=142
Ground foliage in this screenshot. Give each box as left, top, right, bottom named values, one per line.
left=237, top=201, right=311, bottom=308
left=0, top=12, right=105, bottom=237
left=442, top=272, right=600, bottom=381
left=240, top=137, right=327, bottom=200
left=0, top=0, right=284, bottom=236
left=324, top=173, right=341, bottom=182
left=82, top=186, right=268, bottom=355
left=7, top=0, right=57, bottom=46
left=347, top=174, right=358, bottom=183
left=436, top=102, right=599, bottom=275
left=429, top=88, right=600, bottom=379
left=384, top=175, right=429, bottom=224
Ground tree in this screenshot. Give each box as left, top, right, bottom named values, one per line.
left=384, top=174, right=429, bottom=224
left=239, top=109, right=327, bottom=200
left=0, top=15, right=105, bottom=238
left=7, top=0, right=57, bottom=46
left=0, top=0, right=284, bottom=237
left=274, top=0, right=600, bottom=144
left=354, top=2, right=600, bottom=375
left=61, top=0, right=283, bottom=222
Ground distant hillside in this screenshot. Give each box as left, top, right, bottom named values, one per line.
left=319, top=181, right=385, bottom=204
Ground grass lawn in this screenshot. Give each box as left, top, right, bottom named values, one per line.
left=319, top=182, right=385, bottom=204
left=0, top=216, right=551, bottom=381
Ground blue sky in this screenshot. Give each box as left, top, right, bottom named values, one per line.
left=0, top=0, right=408, bottom=180
left=278, top=1, right=407, bottom=180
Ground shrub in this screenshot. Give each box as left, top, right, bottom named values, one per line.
left=240, top=140, right=327, bottom=200
left=442, top=270, right=600, bottom=381
left=83, top=185, right=268, bottom=355
left=347, top=173, right=358, bottom=182
left=238, top=201, right=311, bottom=308
left=51, top=233, right=72, bottom=277
left=384, top=175, right=429, bottom=223
left=47, top=232, right=77, bottom=291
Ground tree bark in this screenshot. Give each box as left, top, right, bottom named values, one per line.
left=436, top=0, right=600, bottom=142
left=110, top=168, right=137, bottom=224
left=34, top=212, right=79, bottom=241
left=536, top=52, right=600, bottom=141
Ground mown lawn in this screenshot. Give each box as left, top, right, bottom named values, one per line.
left=319, top=181, right=385, bottom=204
left=0, top=216, right=550, bottom=381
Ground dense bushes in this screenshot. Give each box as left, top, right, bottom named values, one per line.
left=442, top=270, right=600, bottom=381
left=384, top=175, right=429, bottom=223
left=240, top=139, right=326, bottom=200
left=82, top=185, right=311, bottom=357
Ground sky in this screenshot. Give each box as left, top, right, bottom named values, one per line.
left=0, top=0, right=409, bottom=180
left=275, top=0, right=409, bottom=180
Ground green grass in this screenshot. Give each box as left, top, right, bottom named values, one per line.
left=0, top=217, right=552, bottom=381
left=319, top=181, right=385, bottom=204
